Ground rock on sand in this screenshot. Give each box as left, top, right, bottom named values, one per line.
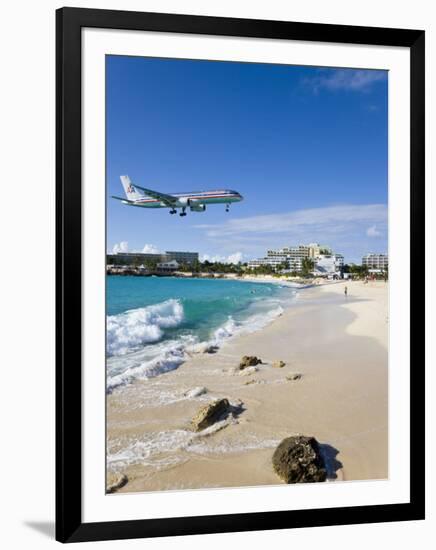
left=191, top=398, right=230, bottom=431
left=106, top=472, right=128, bottom=493
left=286, top=373, right=302, bottom=381
left=272, top=436, right=327, bottom=483
left=239, top=355, right=262, bottom=369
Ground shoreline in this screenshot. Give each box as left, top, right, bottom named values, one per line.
left=106, top=276, right=299, bottom=391
left=107, top=280, right=388, bottom=493
left=107, top=269, right=324, bottom=288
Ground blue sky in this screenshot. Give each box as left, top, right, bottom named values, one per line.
left=107, top=56, right=388, bottom=264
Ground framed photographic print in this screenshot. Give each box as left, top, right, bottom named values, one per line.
left=56, top=7, right=425, bottom=543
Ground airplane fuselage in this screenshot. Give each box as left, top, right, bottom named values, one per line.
left=113, top=175, right=243, bottom=216
left=125, top=189, right=242, bottom=209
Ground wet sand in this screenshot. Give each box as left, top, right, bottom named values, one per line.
left=107, top=280, right=388, bottom=493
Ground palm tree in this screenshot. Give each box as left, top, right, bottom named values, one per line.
left=301, top=257, right=315, bottom=276
left=145, top=259, right=158, bottom=272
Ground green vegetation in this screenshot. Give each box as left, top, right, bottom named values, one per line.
left=244, top=264, right=276, bottom=276
left=177, top=260, right=202, bottom=273
left=301, top=257, right=315, bottom=277
left=343, top=264, right=368, bottom=278
left=144, top=258, right=158, bottom=271
left=275, top=261, right=290, bottom=272
left=198, top=260, right=245, bottom=274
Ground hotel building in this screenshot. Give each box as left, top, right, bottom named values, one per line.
left=107, top=250, right=199, bottom=266
left=362, top=253, right=388, bottom=271
left=248, top=243, right=343, bottom=274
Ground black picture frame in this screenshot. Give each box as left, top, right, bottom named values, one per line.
left=56, top=7, right=425, bottom=543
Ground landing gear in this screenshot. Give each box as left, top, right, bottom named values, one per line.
left=179, top=207, right=187, bottom=217
left=225, top=204, right=230, bottom=213
left=169, top=208, right=177, bottom=215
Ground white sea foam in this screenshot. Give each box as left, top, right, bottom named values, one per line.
left=107, top=422, right=280, bottom=472
left=106, top=336, right=195, bottom=393
left=182, top=386, right=208, bottom=399
left=239, top=305, right=284, bottom=334
left=107, top=299, right=184, bottom=356
left=187, top=303, right=285, bottom=356
left=188, top=433, right=281, bottom=455
left=113, top=382, right=210, bottom=409
left=107, top=415, right=237, bottom=471
left=106, top=292, right=296, bottom=392
left=207, top=303, right=285, bottom=346
left=213, top=317, right=239, bottom=340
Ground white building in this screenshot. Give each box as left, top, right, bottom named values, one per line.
left=362, top=254, right=388, bottom=271
left=163, top=251, right=198, bottom=265
left=314, top=254, right=344, bottom=276
left=247, top=258, right=277, bottom=269
left=248, top=244, right=342, bottom=273
left=156, top=259, right=180, bottom=272
left=107, top=250, right=198, bottom=266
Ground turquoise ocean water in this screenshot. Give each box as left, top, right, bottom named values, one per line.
left=106, top=276, right=296, bottom=392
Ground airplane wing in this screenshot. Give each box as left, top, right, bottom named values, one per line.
left=111, top=195, right=135, bottom=203
left=133, top=185, right=177, bottom=206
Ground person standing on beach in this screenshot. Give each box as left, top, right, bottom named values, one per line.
left=344, top=285, right=348, bottom=298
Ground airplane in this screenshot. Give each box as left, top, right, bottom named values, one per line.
left=112, top=175, right=243, bottom=217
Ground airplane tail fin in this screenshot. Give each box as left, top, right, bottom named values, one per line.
left=120, top=175, right=143, bottom=201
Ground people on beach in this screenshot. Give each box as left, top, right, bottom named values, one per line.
left=344, top=285, right=348, bottom=298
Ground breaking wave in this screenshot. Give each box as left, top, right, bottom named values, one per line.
left=107, top=299, right=184, bottom=356
left=106, top=336, right=195, bottom=393
left=106, top=293, right=294, bottom=392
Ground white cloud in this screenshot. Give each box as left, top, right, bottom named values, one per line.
left=196, top=204, right=387, bottom=238
left=366, top=225, right=382, bottom=237
left=111, top=241, right=129, bottom=254
left=226, top=252, right=244, bottom=264
left=200, top=252, right=244, bottom=264
left=195, top=204, right=388, bottom=264
left=305, top=69, right=386, bottom=93
left=111, top=242, right=161, bottom=254
left=141, top=243, right=160, bottom=254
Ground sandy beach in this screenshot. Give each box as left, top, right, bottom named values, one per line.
left=107, top=279, right=388, bottom=493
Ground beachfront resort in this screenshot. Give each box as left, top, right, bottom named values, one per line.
left=107, top=243, right=388, bottom=280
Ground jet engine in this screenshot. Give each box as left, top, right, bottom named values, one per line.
left=190, top=203, right=206, bottom=212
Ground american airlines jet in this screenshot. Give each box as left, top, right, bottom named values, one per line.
left=112, top=175, right=243, bottom=217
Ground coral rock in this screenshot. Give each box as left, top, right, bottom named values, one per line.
left=191, top=398, right=230, bottom=431
left=272, top=436, right=327, bottom=483
left=106, top=473, right=128, bottom=494
left=286, top=373, right=302, bottom=381
left=239, top=355, right=262, bottom=369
